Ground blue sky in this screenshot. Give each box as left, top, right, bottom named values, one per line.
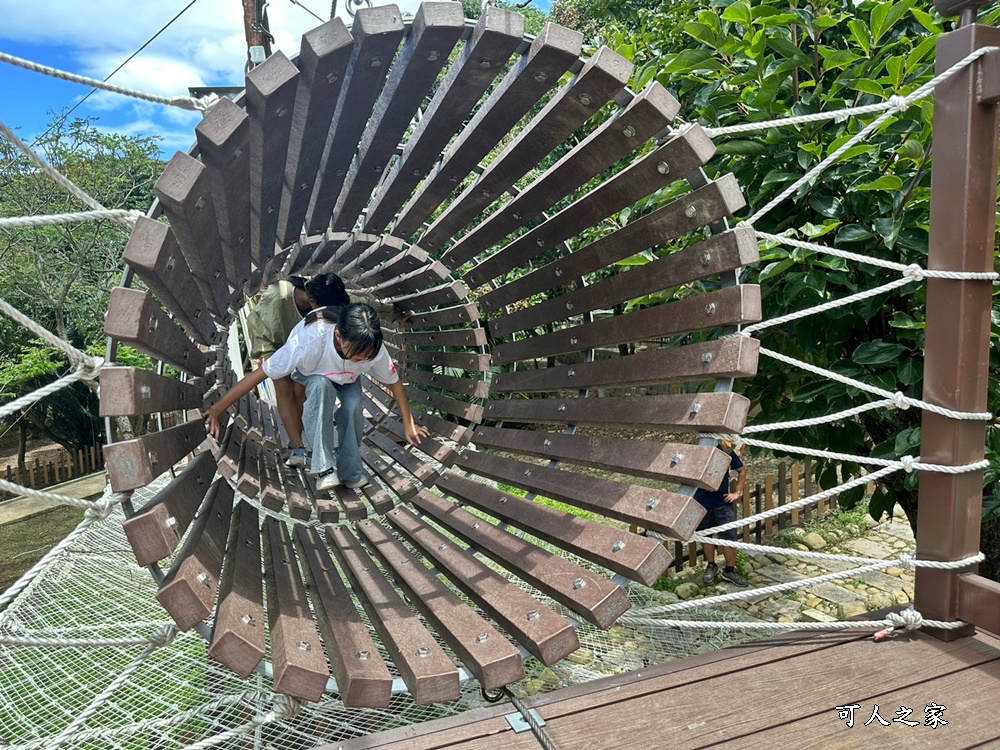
left=0, top=0, right=551, bottom=157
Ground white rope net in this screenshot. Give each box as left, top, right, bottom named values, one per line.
left=0, top=22, right=994, bottom=750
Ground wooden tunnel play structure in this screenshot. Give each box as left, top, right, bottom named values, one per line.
left=99, top=1, right=765, bottom=706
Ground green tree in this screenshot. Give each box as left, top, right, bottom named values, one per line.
left=555, top=0, right=1000, bottom=579
left=0, top=114, right=163, bottom=461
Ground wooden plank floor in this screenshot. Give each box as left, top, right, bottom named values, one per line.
left=334, top=626, right=1000, bottom=749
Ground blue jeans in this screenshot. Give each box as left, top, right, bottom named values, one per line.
left=290, top=371, right=364, bottom=483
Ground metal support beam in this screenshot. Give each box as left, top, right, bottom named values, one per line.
left=914, top=23, right=1000, bottom=641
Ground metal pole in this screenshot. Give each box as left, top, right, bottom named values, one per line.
left=914, top=20, right=1000, bottom=640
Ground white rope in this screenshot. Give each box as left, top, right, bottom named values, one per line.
left=0, top=629, right=176, bottom=648
left=0, top=51, right=220, bottom=112
left=0, top=119, right=109, bottom=212
left=621, top=607, right=964, bottom=634
left=756, top=231, right=1000, bottom=280
left=660, top=559, right=907, bottom=618
left=47, top=625, right=179, bottom=750
left=0, top=208, right=143, bottom=229
left=181, top=695, right=303, bottom=750
left=0, top=477, right=119, bottom=514
left=0, top=297, right=99, bottom=370
left=743, top=399, right=896, bottom=433
left=739, top=46, right=1000, bottom=225
left=754, top=345, right=993, bottom=421
left=0, top=489, right=124, bottom=611
left=744, top=276, right=914, bottom=333
left=705, top=45, right=999, bottom=139
left=0, top=360, right=105, bottom=420
left=13, top=693, right=252, bottom=750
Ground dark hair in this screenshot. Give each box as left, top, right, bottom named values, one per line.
left=304, top=274, right=349, bottom=308
left=337, top=303, right=383, bottom=361
left=288, top=275, right=308, bottom=290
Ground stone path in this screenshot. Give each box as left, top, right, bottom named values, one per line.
left=669, top=505, right=916, bottom=624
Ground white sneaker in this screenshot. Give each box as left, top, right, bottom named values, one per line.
left=315, top=469, right=340, bottom=491
left=343, top=475, right=369, bottom=489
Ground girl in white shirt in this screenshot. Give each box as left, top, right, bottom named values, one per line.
left=205, top=303, right=428, bottom=491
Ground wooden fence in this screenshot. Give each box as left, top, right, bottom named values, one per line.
left=1, top=446, right=104, bottom=500
left=668, top=459, right=846, bottom=573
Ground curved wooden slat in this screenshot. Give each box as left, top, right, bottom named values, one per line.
left=363, top=6, right=525, bottom=233
left=305, top=6, right=407, bottom=234
left=195, top=98, right=252, bottom=293
left=385, top=507, right=581, bottom=666
left=99, top=367, right=205, bottom=417
left=489, top=285, right=761, bottom=365
left=392, top=22, right=584, bottom=239
left=332, top=2, right=466, bottom=231
left=104, top=419, right=206, bottom=492
left=123, top=217, right=216, bottom=345
left=357, top=516, right=525, bottom=692
left=327, top=524, right=459, bottom=705
left=443, top=82, right=682, bottom=270
left=419, top=46, right=633, bottom=253
left=277, top=19, right=355, bottom=248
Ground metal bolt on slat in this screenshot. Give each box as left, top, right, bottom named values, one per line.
left=702, top=353, right=713, bottom=364
left=685, top=205, right=697, bottom=218
left=579, top=93, right=593, bottom=105
left=646, top=498, right=659, bottom=511
left=613, top=541, right=626, bottom=552
left=416, top=647, right=430, bottom=657
left=475, top=633, right=490, bottom=643
left=623, top=125, right=636, bottom=137
left=527, top=610, right=541, bottom=621
left=196, top=572, right=210, bottom=585
left=657, top=162, right=670, bottom=174
left=357, top=650, right=371, bottom=660
left=242, top=614, right=255, bottom=627
left=298, top=641, right=311, bottom=652
left=573, top=578, right=587, bottom=590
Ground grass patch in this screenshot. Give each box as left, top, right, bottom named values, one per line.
left=0, top=505, right=85, bottom=592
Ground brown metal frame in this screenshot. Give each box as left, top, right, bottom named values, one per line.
left=915, top=17, right=1000, bottom=639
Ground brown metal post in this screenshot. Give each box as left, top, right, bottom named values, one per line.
left=914, top=23, right=1000, bottom=640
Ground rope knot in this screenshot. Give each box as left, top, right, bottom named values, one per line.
left=260, top=695, right=302, bottom=724
left=150, top=624, right=178, bottom=648
left=900, top=455, right=917, bottom=473
left=886, top=607, right=924, bottom=632
left=888, top=95, right=909, bottom=113
left=889, top=391, right=911, bottom=410
left=80, top=356, right=104, bottom=382
left=902, top=264, right=925, bottom=281
left=898, top=551, right=917, bottom=570
left=84, top=494, right=114, bottom=521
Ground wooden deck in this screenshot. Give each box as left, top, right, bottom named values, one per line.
left=333, top=624, right=1000, bottom=749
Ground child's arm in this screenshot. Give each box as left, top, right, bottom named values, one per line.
left=388, top=380, right=431, bottom=446
left=725, top=465, right=747, bottom=503
left=203, top=367, right=268, bottom=439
